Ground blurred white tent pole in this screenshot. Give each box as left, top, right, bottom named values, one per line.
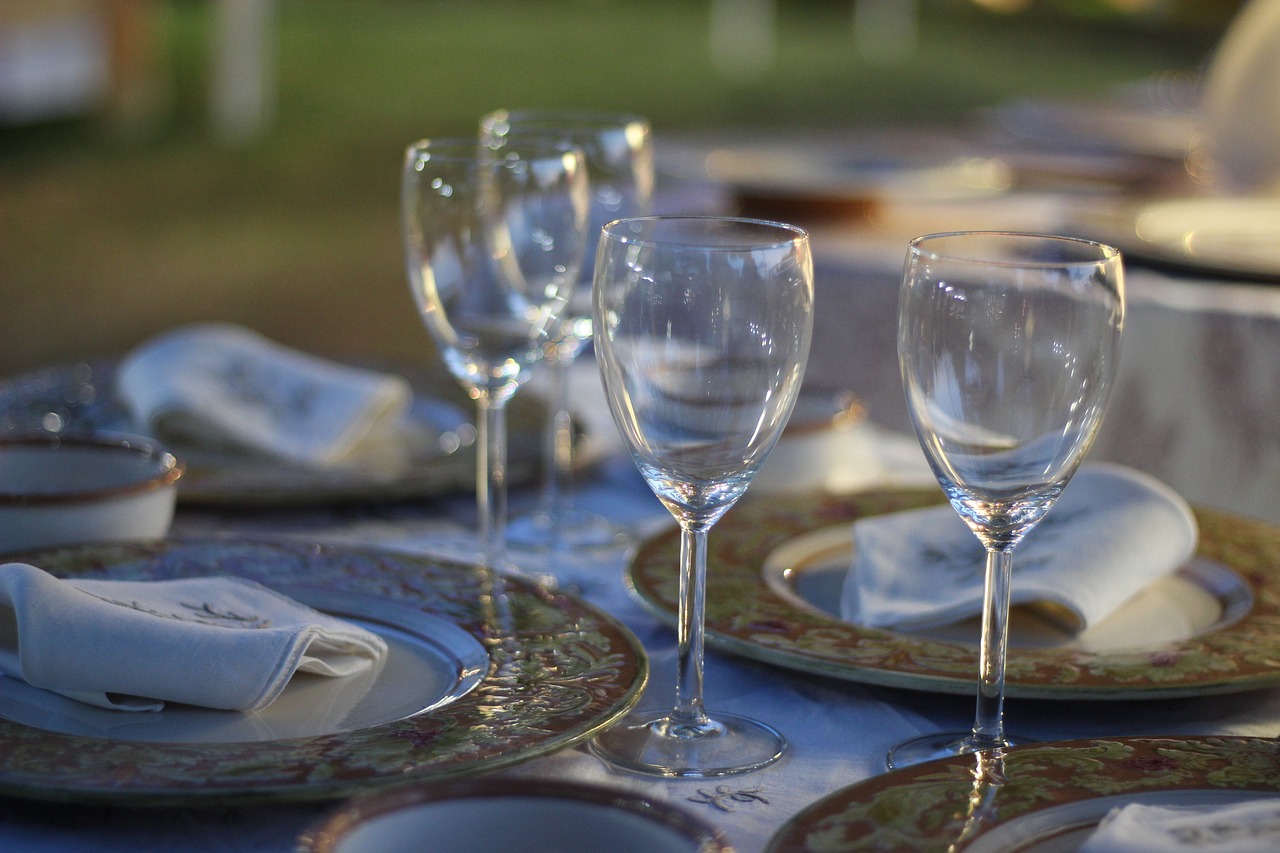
left=210, top=0, right=275, bottom=143
left=709, top=0, right=776, bottom=80
left=708, top=0, right=918, bottom=79
left=853, top=0, right=919, bottom=66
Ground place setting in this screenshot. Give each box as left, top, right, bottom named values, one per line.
left=0, top=330, right=551, bottom=508
left=0, top=536, right=647, bottom=805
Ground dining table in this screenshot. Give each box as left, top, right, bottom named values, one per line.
left=5, top=118, right=1280, bottom=852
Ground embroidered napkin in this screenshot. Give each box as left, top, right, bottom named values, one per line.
left=840, top=464, right=1198, bottom=632
left=1079, top=799, right=1280, bottom=852
left=0, top=563, right=388, bottom=712
left=117, top=323, right=412, bottom=467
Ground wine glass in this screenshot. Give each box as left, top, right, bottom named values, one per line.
left=480, top=109, right=654, bottom=551
left=590, top=216, right=814, bottom=777
left=401, top=138, right=589, bottom=574
left=890, top=231, right=1125, bottom=769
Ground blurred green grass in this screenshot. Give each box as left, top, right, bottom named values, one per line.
left=0, top=0, right=1227, bottom=375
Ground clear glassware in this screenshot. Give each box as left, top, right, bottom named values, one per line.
left=890, top=231, right=1125, bottom=769
left=590, top=216, right=814, bottom=777
left=480, top=110, right=654, bottom=551
left=401, top=138, right=590, bottom=574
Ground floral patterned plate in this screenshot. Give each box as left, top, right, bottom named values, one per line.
left=0, top=360, right=550, bottom=507
left=627, top=489, right=1280, bottom=699
left=765, top=736, right=1280, bottom=852
left=0, top=538, right=647, bottom=806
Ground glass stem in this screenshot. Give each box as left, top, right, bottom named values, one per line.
left=541, top=350, right=574, bottom=528
left=475, top=394, right=509, bottom=572
left=972, top=547, right=1013, bottom=749
left=671, top=524, right=712, bottom=731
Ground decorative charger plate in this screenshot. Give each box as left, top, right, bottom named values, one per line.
left=627, top=489, right=1280, bottom=699
left=765, top=736, right=1280, bottom=852
left=0, top=537, right=647, bottom=806
left=0, top=360, right=550, bottom=507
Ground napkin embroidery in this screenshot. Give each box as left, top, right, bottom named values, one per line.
left=1080, top=799, right=1280, bottom=852
left=0, top=564, right=389, bottom=712
left=1173, top=820, right=1280, bottom=846
left=219, top=355, right=322, bottom=428
left=687, top=786, right=770, bottom=813
left=77, top=589, right=271, bottom=629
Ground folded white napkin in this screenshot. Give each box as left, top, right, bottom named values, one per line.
left=0, top=563, right=388, bottom=712
left=840, top=464, right=1198, bottom=632
left=1079, top=799, right=1280, bottom=853
left=117, top=323, right=412, bottom=467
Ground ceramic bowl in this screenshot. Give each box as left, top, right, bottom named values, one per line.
left=298, top=779, right=734, bottom=853
left=0, top=432, right=183, bottom=554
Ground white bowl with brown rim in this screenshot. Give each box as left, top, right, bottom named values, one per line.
left=298, top=779, right=733, bottom=853
left=0, top=432, right=183, bottom=554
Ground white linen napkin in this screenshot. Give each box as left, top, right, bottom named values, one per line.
left=0, top=563, right=388, bottom=712
left=1079, top=799, right=1280, bottom=853
left=840, top=463, right=1198, bottom=632
left=117, top=323, right=412, bottom=467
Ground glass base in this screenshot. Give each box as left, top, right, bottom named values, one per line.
left=886, top=731, right=1031, bottom=771
left=589, top=709, right=786, bottom=778
left=507, top=507, right=630, bottom=552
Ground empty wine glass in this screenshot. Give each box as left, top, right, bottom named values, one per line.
left=481, top=109, right=654, bottom=551
left=401, top=138, right=589, bottom=574
left=590, top=216, right=813, bottom=777
left=890, top=231, right=1125, bottom=769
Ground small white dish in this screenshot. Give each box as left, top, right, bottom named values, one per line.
left=299, top=779, right=733, bottom=853
left=0, top=432, right=183, bottom=554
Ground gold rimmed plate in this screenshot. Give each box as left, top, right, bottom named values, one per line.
left=765, top=736, right=1280, bottom=852
left=627, top=489, right=1280, bottom=699
left=0, top=537, right=647, bottom=805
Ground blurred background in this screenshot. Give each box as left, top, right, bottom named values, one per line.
left=0, top=0, right=1243, bottom=376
